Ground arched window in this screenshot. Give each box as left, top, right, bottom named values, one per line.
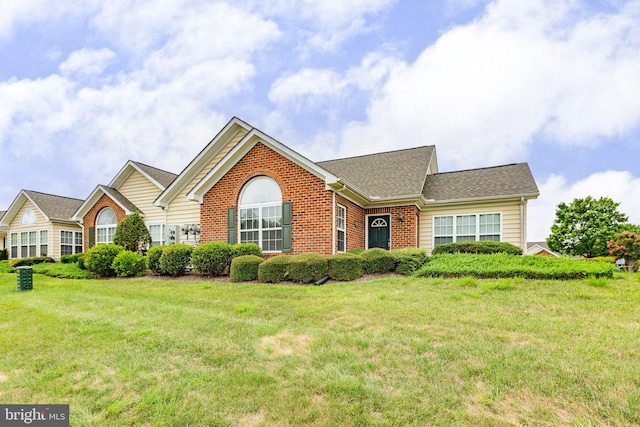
left=20, top=209, right=37, bottom=226
left=96, top=207, right=117, bottom=244
left=239, top=177, right=282, bottom=251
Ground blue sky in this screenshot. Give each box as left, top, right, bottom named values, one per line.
left=1, top=0, right=639, bottom=241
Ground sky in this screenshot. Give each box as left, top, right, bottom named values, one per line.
left=1, top=0, right=639, bottom=241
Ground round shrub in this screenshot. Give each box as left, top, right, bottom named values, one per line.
left=84, top=244, right=124, bottom=277
left=159, top=244, right=193, bottom=276
left=258, top=255, right=292, bottom=283
left=360, top=248, right=396, bottom=274
left=231, top=243, right=263, bottom=258
left=432, top=241, right=523, bottom=256
left=327, top=253, right=363, bottom=281
left=112, top=250, right=146, bottom=277
left=146, top=246, right=165, bottom=275
left=77, top=253, right=87, bottom=270
left=392, top=247, right=429, bottom=275
left=288, top=253, right=328, bottom=284
left=191, top=242, right=232, bottom=276
left=230, top=255, right=264, bottom=282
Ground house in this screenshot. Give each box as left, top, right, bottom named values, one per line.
left=0, top=211, right=7, bottom=253
left=72, top=161, right=178, bottom=249
left=1, top=116, right=540, bottom=259
left=526, top=241, right=560, bottom=257
left=0, top=190, right=84, bottom=259
left=161, top=117, right=539, bottom=255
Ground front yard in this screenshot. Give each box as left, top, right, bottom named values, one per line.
left=1, top=272, right=638, bottom=426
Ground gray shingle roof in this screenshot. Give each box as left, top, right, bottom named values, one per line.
left=101, top=186, right=140, bottom=213
left=23, top=190, right=84, bottom=221
left=422, top=163, right=539, bottom=201
left=318, top=146, right=435, bottom=198
left=131, top=161, right=177, bottom=188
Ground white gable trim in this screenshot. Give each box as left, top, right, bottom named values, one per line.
left=0, top=190, right=51, bottom=226
left=72, top=185, right=135, bottom=222
left=154, top=117, right=252, bottom=208
left=186, top=128, right=340, bottom=203
left=109, top=161, right=166, bottom=191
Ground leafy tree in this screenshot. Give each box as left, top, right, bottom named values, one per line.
left=607, top=231, right=640, bottom=271
left=547, top=196, right=628, bottom=258
left=113, top=212, right=152, bottom=252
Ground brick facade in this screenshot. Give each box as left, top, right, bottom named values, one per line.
left=81, top=194, right=128, bottom=250
left=200, top=142, right=421, bottom=255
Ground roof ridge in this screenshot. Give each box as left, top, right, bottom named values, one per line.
left=130, top=160, right=178, bottom=176
left=24, top=189, right=84, bottom=202
left=318, top=145, right=434, bottom=163
left=432, top=163, right=525, bottom=175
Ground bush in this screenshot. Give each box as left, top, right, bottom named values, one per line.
left=392, top=247, right=429, bottom=275
left=327, top=253, right=364, bottom=281
left=112, top=250, right=147, bottom=277
left=586, top=256, right=616, bottom=263
left=230, top=255, right=264, bottom=282
left=288, top=253, right=328, bottom=284
left=231, top=243, right=263, bottom=258
left=258, top=255, right=292, bottom=283
left=32, top=262, right=92, bottom=279
left=0, top=249, right=8, bottom=261
left=159, top=244, right=193, bottom=276
left=432, top=241, right=523, bottom=256
left=360, top=248, right=396, bottom=274
left=60, top=253, right=83, bottom=264
left=0, top=260, right=13, bottom=274
left=77, top=254, right=87, bottom=270
left=146, top=246, right=165, bottom=275
left=191, top=242, right=232, bottom=276
left=84, top=244, right=124, bottom=277
left=113, top=212, right=152, bottom=252
left=10, top=256, right=55, bottom=267
left=348, top=248, right=364, bottom=255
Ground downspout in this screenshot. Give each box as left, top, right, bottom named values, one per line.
left=520, top=196, right=525, bottom=252
left=332, top=190, right=336, bottom=255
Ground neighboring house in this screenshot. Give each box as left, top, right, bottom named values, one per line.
left=0, top=210, right=7, bottom=251
left=0, top=190, right=84, bottom=260
left=72, top=161, right=178, bottom=249
left=526, top=241, right=560, bottom=257
left=167, top=117, right=539, bottom=255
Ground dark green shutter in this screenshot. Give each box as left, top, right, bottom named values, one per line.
left=228, top=208, right=237, bottom=245
left=282, top=202, right=292, bottom=253
left=88, top=227, right=95, bottom=248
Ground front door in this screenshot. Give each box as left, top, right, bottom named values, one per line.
left=368, top=215, right=390, bottom=250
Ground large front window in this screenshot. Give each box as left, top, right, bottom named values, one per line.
left=20, top=231, right=36, bottom=258
left=61, top=231, right=83, bottom=255
left=96, top=208, right=117, bottom=244
left=433, top=213, right=502, bottom=247
left=148, top=224, right=165, bottom=247
left=239, top=177, right=282, bottom=252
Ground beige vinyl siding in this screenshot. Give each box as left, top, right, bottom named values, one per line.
left=9, top=199, right=47, bottom=229
left=165, top=130, right=247, bottom=231
left=52, top=222, right=83, bottom=259
left=118, top=170, right=165, bottom=222
left=420, top=200, right=523, bottom=255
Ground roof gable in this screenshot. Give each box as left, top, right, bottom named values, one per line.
left=1, top=190, right=84, bottom=225
left=423, top=163, right=539, bottom=203
left=109, top=160, right=177, bottom=191
left=72, top=185, right=140, bottom=221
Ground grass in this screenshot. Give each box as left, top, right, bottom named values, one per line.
left=1, top=271, right=639, bottom=425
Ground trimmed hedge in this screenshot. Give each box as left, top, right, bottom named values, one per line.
left=10, top=256, right=55, bottom=267
left=432, top=241, right=523, bottom=256
left=31, top=262, right=92, bottom=279
left=288, top=253, right=328, bottom=283
left=258, top=255, right=292, bottom=283
left=231, top=243, right=263, bottom=258
left=60, top=253, right=83, bottom=264
left=191, top=242, right=232, bottom=276
left=327, top=253, right=364, bottom=281
left=586, top=256, right=616, bottom=263
left=84, top=244, right=124, bottom=277
left=392, top=247, right=429, bottom=275
left=348, top=248, right=364, bottom=255
left=360, top=248, right=396, bottom=274
left=146, top=246, right=165, bottom=275
left=416, top=253, right=615, bottom=279
left=112, top=250, right=147, bottom=277
left=159, top=244, right=193, bottom=276
left=230, top=255, right=264, bottom=282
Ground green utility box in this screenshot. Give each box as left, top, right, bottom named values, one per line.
left=16, top=266, right=33, bottom=291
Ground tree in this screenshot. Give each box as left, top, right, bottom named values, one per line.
left=546, top=196, right=628, bottom=258
left=607, top=231, right=640, bottom=271
left=113, top=212, right=152, bottom=252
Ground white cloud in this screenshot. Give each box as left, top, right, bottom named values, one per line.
left=338, top=0, right=640, bottom=168
left=528, top=170, right=640, bottom=241
left=59, top=48, right=116, bottom=76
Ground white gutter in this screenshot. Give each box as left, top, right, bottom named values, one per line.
left=332, top=190, right=336, bottom=255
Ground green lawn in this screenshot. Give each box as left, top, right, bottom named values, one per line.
left=1, top=272, right=639, bottom=426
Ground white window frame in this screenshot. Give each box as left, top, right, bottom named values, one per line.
left=96, top=208, right=117, bottom=245
left=336, top=204, right=346, bottom=253
left=20, top=231, right=37, bottom=258
left=238, top=177, right=283, bottom=252
left=433, top=212, right=502, bottom=247
left=147, top=223, right=166, bottom=247
left=61, top=230, right=83, bottom=256
left=10, top=233, right=18, bottom=259
left=40, top=230, right=48, bottom=257
left=20, top=209, right=37, bottom=226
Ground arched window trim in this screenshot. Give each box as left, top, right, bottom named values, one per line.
left=20, top=209, right=37, bottom=226
left=96, top=207, right=117, bottom=244
left=238, top=177, right=283, bottom=252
